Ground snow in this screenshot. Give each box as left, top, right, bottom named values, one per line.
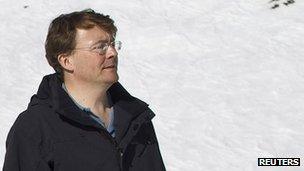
left=1, top=0, right=304, bottom=170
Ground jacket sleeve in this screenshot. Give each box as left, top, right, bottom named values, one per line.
left=148, top=122, right=166, bottom=171
left=3, top=112, right=53, bottom=171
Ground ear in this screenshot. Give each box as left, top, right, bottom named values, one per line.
left=57, top=53, right=74, bottom=72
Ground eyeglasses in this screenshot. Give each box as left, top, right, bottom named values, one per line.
left=73, top=40, right=122, bottom=55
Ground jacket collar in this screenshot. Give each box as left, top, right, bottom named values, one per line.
left=30, top=73, right=154, bottom=142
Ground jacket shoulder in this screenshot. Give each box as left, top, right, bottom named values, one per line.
left=6, top=103, right=54, bottom=144
left=7, top=110, right=42, bottom=144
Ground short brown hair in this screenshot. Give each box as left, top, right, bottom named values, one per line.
left=45, top=9, right=117, bottom=79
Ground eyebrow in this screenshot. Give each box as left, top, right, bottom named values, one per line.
left=91, top=39, right=109, bottom=46
left=91, top=37, right=115, bottom=46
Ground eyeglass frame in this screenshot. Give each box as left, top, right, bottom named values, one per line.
left=72, top=40, right=122, bottom=55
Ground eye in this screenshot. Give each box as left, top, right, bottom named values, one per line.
left=94, top=43, right=107, bottom=50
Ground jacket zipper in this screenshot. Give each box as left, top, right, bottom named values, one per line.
left=97, top=109, right=154, bottom=170
left=99, top=128, right=123, bottom=171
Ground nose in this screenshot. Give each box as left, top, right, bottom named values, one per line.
left=105, top=45, right=118, bottom=59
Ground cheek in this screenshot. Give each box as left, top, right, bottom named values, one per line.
left=86, top=54, right=106, bottom=65
left=96, top=56, right=106, bottom=66
left=75, top=55, right=106, bottom=71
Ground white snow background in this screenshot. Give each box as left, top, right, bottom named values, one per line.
left=1, top=0, right=304, bottom=170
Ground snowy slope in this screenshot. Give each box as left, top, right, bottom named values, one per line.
left=1, top=0, right=304, bottom=170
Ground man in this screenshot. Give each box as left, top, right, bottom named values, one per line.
left=3, top=9, right=165, bottom=171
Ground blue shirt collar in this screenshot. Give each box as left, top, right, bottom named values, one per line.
left=61, top=83, right=115, bottom=136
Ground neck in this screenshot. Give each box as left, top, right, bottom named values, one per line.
left=64, top=78, right=112, bottom=114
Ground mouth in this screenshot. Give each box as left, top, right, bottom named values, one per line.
left=103, top=65, right=116, bottom=69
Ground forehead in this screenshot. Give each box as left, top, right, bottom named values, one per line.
left=75, top=26, right=111, bottom=46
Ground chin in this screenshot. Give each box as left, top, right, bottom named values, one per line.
left=103, top=75, right=119, bottom=85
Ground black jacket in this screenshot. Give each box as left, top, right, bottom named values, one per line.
left=3, top=74, right=165, bottom=171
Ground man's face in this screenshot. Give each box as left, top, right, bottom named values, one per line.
left=71, top=26, right=119, bottom=86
